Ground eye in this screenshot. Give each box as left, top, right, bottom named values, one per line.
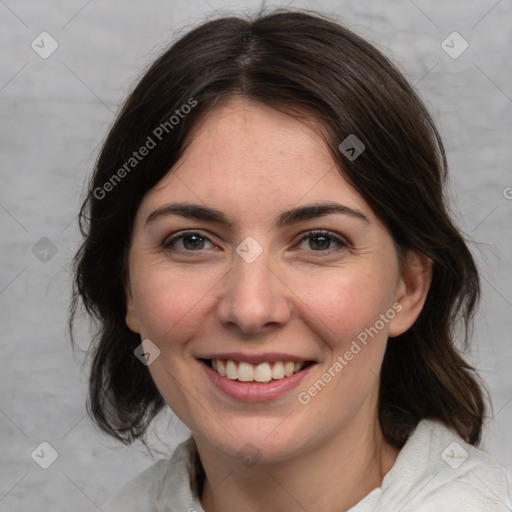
left=163, top=231, right=215, bottom=251
left=162, top=230, right=347, bottom=254
left=296, top=230, right=348, bottom=252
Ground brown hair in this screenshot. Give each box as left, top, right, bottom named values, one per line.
left=70, top=9, right=487, bottom=448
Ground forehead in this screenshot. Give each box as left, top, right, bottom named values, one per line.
left=140, top=97, right=374, bottom=224
left=185, top=97, right=332, bottom=173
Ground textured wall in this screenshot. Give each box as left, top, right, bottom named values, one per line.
left=1, top=0, right=511, bottom=510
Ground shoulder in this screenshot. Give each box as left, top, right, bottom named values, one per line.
left=375, top=419, right=511, bottom=511
left=103, top=439, right=201, bottom=512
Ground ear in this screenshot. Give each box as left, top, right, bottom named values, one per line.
left=125, top=279, right=141, bottom=334
left=388, top=250, right=432, bottom=337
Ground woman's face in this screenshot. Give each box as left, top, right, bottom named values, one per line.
left=126, top=97, right=412, bottom=463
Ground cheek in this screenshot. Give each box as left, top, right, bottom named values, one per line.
left=130, top=264, right=218, bottom=342
left=294, top=266, right=396, bottom=347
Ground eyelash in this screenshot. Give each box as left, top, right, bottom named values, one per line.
left=162, top=229, right=349, bottom=254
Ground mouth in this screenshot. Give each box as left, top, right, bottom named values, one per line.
left=200, top=358, right=316, bottom=383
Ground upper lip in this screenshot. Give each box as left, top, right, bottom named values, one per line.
left=197, top=352, right=316, bottom=365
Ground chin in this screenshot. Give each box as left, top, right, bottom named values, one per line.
left=193, top=417, right=318, bottom=466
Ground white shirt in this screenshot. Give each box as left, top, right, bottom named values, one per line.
left=104, top=419, right=512, bottom=511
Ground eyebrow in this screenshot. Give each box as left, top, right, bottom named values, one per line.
left=145, top=201, right=370, bottom=228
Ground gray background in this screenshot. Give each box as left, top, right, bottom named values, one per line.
left=1, top=0, right=511, bottom=510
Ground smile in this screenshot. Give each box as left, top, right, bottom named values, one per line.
left=203, top=359, right=314, bottom=383
left=198, top=355, right=317, bottom=402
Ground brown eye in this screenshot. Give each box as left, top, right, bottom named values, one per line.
left=297, top=230, right=348, bottom=252
left=163, top=231, right=214, bottom=251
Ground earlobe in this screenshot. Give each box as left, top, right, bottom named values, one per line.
left=125, top=281, right=141, bottom=334
left=388, top=250, right=432, bottom=338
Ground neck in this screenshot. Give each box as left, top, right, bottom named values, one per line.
left=195, top=412, right=399, bottom=512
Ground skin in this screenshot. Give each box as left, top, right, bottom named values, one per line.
left=125, top=96, right=432, bottom=512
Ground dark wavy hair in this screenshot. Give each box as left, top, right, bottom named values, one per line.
left=70, top=9, right=487, bottom=448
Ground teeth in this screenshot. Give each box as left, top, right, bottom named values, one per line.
left=238, top=362, right=254, bottom=382
left=226, top=360, right=237, bottom=379
left=210, top=359, right=307, bottom=382
left=272, top=361, right=285, bottom=379
left=254, top=362, right=272, bottom=383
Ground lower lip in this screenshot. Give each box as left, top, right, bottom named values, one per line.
left=199, top=360, right=316, bottom=402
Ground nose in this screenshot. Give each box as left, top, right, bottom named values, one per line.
left=216, top=250, right=292, bottom=335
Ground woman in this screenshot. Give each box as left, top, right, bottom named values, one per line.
left=71, top=9, right=511, bottom=511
